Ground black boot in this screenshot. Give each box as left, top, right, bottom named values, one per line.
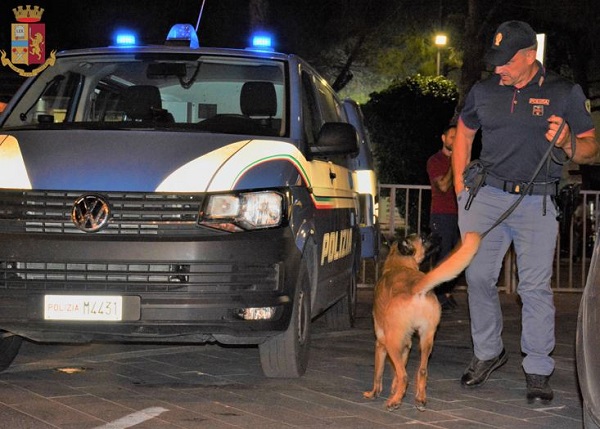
left=525, top=373, right=553, bottom=403
left=461, top=349, right=508, bottom=387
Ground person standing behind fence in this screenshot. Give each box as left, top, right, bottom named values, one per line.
left=427, top=123, right=460, bottom=311
left=452, top=20, right=599, bottom=403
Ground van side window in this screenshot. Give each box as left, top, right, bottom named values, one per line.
left=315, top=80, right=345, bottom=123
left=301, top=71, right=321, bottom=145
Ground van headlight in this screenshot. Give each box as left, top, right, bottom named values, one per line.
left=199, top=191, right=284, bottom=232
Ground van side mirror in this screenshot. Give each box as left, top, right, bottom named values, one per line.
left=308, top=122, right=359, bottom=158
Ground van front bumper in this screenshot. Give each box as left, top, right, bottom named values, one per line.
left=0, top=228, right=301, bottom=345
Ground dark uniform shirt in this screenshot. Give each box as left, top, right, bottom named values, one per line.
left=460, top=62, right=594, bottom=183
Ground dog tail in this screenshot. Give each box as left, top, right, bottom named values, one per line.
left=412, top=231, right=481, bottom=295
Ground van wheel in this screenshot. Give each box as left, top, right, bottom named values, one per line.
left=259, top=265, right=311, bottom=378
left=584, top=403, right=600, bottom=429
left=323, top=265, right=357, bottom=330
left=0, top=333, right=22, bottom=371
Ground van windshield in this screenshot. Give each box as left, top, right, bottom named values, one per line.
left=2, top=53, right=287, bottom=137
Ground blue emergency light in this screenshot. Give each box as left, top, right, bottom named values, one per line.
left=166, top=24, right=200, bottom=48
left=248, top=32, right=274, bottom=52
left=113, top=31, right=137, bottom=47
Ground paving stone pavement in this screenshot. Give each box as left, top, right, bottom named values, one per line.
left=0, top=289, right=584, bottom=428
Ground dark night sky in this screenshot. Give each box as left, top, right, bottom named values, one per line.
left=0, top=1, right=252, bottom=51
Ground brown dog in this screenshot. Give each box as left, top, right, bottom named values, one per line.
left=363, top=231, right=481, bottom=411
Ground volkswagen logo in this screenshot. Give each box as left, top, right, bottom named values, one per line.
left=71, top=194, right=111, bottom=232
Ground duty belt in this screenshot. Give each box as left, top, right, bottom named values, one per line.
left=484, top=175, right=559, bottom=196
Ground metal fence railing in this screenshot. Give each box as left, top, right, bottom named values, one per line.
left=376, top=184, right=599, bottom=293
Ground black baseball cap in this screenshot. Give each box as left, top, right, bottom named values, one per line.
left=484, top=21, right=537, bottom=66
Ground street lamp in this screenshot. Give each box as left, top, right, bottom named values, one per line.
left=434, top=34, right=447, bottom=76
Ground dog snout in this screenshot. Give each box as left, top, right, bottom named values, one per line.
left=422, top=233, right=441, bottom=259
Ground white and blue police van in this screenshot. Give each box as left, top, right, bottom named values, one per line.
left=0, top=25, right=378, bottom=377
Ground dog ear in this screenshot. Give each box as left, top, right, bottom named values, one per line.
left=398, top=235, right=417, bottom=256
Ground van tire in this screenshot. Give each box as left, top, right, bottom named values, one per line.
left=584, top=403, right=600, bottom=429
left=323, top=265, right=357, bottom=330
left=259, top=265, right=311, bottom=378
left=0, top=333, right=22, bottom=371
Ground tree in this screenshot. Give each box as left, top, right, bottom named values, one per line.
left=455, top=0, right=489, bottom=113
left=363, top=75, right=458, bottom=185
left=266, top=0, right=468, bottom=102
left=269, top=1, right=420, bottom=93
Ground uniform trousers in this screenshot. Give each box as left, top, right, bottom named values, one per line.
left=457, top=185, right=558, bottom=376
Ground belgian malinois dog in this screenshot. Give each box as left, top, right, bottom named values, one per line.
left=363, top=232, right=480, bottom=411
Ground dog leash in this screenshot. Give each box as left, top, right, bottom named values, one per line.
left=480, top=120, right=570, bottom=239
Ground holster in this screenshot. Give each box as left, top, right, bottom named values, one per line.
left=463, top=160, right=487, bottom=210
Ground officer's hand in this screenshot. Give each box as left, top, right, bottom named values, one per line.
left=546, top=115, right=570, bottom=148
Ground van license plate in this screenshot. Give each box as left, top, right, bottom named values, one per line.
left=44, top=295, right=123, bottom=321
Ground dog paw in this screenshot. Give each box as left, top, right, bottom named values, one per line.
left=415, top=401, right=426, bottom=412
left=385, top=401, right=400, bottom=411
left=363, top=391, right=378, bottom=399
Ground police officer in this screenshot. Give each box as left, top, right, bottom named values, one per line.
left=452, top=20, right=599, bottom=403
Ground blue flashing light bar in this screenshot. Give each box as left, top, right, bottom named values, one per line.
left=114, top=31, right=137, bottom=47
left=253, top=35, right=271, bottom=48
left=166, top=24, right=199, bottom=49
left=248, top=32, right=274, bottom=52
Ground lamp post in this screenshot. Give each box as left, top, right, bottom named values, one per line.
left=434, top=34, right=447, bottom=76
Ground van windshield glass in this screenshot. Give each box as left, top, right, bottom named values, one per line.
left=2, top=53, right=287, bottom=137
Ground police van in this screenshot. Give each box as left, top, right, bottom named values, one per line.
left=0, top=24, right=378, bottom=377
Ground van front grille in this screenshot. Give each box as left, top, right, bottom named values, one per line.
left=0, top=261, right=281, bottom=293
left=0, top=190, right=205, bottom=235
